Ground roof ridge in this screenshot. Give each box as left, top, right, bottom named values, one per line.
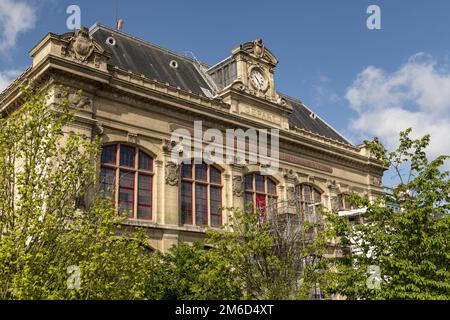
left=89, top=22, right=210, bottom=67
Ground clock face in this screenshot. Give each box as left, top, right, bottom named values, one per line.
left=250, top=69, right=266, bottom=91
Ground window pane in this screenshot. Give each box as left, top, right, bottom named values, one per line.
left=101, top=145, right=116, bottom=165
left=256, top=194, right=266, bottom=210
left=137, top=206, right=151, bottom=220
left=119, top=171, right=134, bottom=188
left=120, top=145, right=135, bottom=167
left=119, top=171, right=134, bottom=217
left=255, top=174, right=265, bottom=192
left=210, top=166, right=221, bottom=184
left=210, top=186, right=222, bottom=227
left=195, top=163, right=207, bottom=181
left=244, top=192, right=253, bottom=210
left=139, top=151, right=152, bottom=171
left=137, top=174, right=152, bottom=220
left=244, top=175, right=253, bottom=190
left=181, top=163, right=192, bottom=179
left=181, top=182, right=192, bottom=224
left=313, top=189, right=321, bottom=204
left=303, top=185, right=312, bottom=203
left=195, top=184, right=208, bottom=225
left=267, top=179, right=277, bottom=195
left=100, top=167, right=115, bottom=199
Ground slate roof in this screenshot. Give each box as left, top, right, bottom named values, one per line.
left=283, top=95, right=351, bottom=145
left=90, top=25, right=211, bottom=96
left=89, top=23, right=352, bottom=146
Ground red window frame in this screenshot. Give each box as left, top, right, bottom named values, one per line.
left=119, top=170, right=135, bottom=217
left=180, top=162, right=222, bottom=227
left=243, top=174, right=278, bottom=214
left=137, top=173, right=153, bottom=220
left=100, top=144, right=154, bottom=220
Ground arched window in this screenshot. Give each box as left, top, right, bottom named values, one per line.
left=180, top=162, right=222, bottom=227
left=100, top=144, right=154, bottom=220
left=295, top=184, right=322, bottom=222
left=244, top=174, right=278, bottom=211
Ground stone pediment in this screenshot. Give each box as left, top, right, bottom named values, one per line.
left=236, top=38, right=278, bottom=67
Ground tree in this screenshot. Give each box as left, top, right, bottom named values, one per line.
left=144, top=242, right=242, bottom=300
left=324, top=129, right=450, bottom=299
left=204, top=204, right=330, bottom=300
left=0, top=84, right=153, bottom=299
left=142, top=203, right=331, bottom=300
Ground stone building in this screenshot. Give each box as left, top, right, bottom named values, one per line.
left=0, top=23, right=385, bottom=252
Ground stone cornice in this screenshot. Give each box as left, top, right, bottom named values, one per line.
left=0, top=51, right=385, bottom=175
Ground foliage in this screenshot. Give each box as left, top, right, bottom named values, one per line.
left=143, top=205, right=331, bottom=300
left=205, top=207, right=329, bottom=300
left=0, top=84, right=153, bottom=299
left=144, top=242, right=242, bottom=300
left=324, top=129, right=450, bottom=300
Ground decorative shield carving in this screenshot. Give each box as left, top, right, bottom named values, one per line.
left=287, top=186, right=296, bottom=206
left=165, top=161, right=180, bottom=186
left=232, top=176, right=244, bottom=197
left=68, top=27, right=94, bottom=62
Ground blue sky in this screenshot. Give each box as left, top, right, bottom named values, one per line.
left=1, top=0, right=449, bottom=184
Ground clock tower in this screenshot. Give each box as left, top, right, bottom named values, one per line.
left=232, top=38, right=279, bottom=101
left=208, top=39, right=292, bottom=129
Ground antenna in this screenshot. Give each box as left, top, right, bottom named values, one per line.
left=115, top=0, right=118, bottom=27
left=115, top=0, right=123, bottom=30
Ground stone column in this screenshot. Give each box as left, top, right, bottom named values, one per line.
left=162, top=141, right=180, bottom=226
left=230, top=164, right=245, bottom=211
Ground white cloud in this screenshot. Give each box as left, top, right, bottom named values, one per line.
left=346, top=53, right=450, bottom=164
left=0, top=0, right=36, bottom=53
left=0, top=69, right=21, bottom=92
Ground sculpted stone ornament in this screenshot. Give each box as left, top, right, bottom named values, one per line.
left=232, top=176, right=244, bottom=197
left=68, top=27, right=94, bottom=62
left=287, top=186, right=296, bottom=206
left=284, top=169, right=297, bottom=182
left=328, top=179, right=338, bottom=192
left=165, top=161, right=180, bottom=186
left=162, top=139, right=177, bottom=153
left=372, top=176, right=382, bottom=186
left=253, top=38, right=265, bottom=58
left=68, top=92, right=92, bottom=110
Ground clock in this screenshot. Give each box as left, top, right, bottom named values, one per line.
left=249, top=68, right=268, bottom=91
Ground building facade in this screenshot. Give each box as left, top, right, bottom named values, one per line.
left=0, top=24, right=385, bottom=252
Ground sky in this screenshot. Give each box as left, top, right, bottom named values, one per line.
left=0, top=0, right=449, bottom=184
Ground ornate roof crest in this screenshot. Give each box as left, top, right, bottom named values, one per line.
left=237, top=38, right=278, bottom=66
left=68, top=27, right=94, bottom=62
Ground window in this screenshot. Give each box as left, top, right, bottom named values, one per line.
left=295, top=184, right=322, bottom=223
left=244, top=174, right=278, bottom=213
left=338, top=193, right=353, bottom=211
left=180, top=162, right=222, bottom=227
left=100, top=144, right=154, bottom=220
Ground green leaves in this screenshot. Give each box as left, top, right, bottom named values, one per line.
left=0, top=85, right=153, bottom=300
left=327, top=128, right=450, bottom=300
